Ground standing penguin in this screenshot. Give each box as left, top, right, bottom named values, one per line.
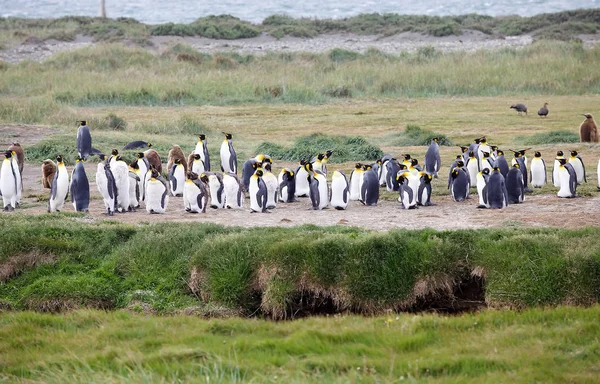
left=220, top=132, right=237, bottom=174
left=70, top=156, right=90, bottom=212
left=417, top=172, right=433, bottom=206
left=169, top=158, right=186, bottom=197
left=189, top=153, right=206, bottom=175
left=249, top=169, right=268, bottom=213
left=360, top=164, right=379, bottom=206
left=349, top=163, right=364, bottom=200
left=223, top=172, right=244, bottom=209
left=424, top=138, right=441, bottom=178
left=510, top=149, right=532, bottom=193
left=294, top=160, right=310, bottom=198
left=112, top=155, right=131, bottom=213
left=450, top=166, right=469, bottom=202
left=322, top=150, right=333, bottom=177
left=486, top=168, right=509, bottom=209
left=552, top=150, right=565, bottom=187
left=96, top=154, right=117, bottom=216
left=76, top=121, right=92, bottom=160
left=397, top=171, right=417, bottom=209
left=385, top=159, right=401, bottom=192
left=480, top=152, right=494, bottom=174
left=330, top=170, right=349, bottom=210
left=241, top=154, right=266, bottom=191
left=466, top=151, right=479, bottom=188
left=579, top=114, right=599, bottom=143
left=128, top=161, right=141, bottom=211
left=568, top=150, right=586, bottom=185
left=506, top=164, right=525, bottom=204
left=494, top=150, right=510, bottom=179
left=194, top=134, right=211, bottom=171
left=183, top=172, right=210, bottom=213
left=41, top=159, right=57, bottom=189
left=146, top=167, right=169, bottom=213
left=262, top=159, right=278, bottom=209
left=167, top=145, right=187, bottom=174
left=408, top=158, right=422, bottom=175
left=307, top=163, right=329, bottom=210
left=477, top=137, right=491, bottom=171
left=311, top=153, right=326, bottom=174
left=207, top=172, right=225, bottom=209
left=0, top=151, right=19, bottom=211
left=448, top=155, right=463, bottom=189
left=476, top=168, right=490, bottom=208
left=8, top=150, right=22, bottom=207
left=278, top=168, right=297, bottom=203
left=48, top=154, right=69, bottom=213
left=136, top=152, right=150, bottom=201
left=379, top=154, right=393, bottom=186
left=144, top=148, right=162, bottom=174
left=556, top=158, right=578, bottom=198
left=530, top=151, right=547, bottom=188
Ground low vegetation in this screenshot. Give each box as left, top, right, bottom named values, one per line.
left=390, top=124, right=453, bottom=146
left=2, top=215, right=600, bottom=317
left=520, top=129, right=580, bottom=145
left=1, top=306, right=600, bottom=382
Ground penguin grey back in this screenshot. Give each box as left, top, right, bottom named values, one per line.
left=360, top=169, right=379, bottom=206
left=486, top=169, right=508, bottom=209
left=450, top=168, right=469, bottom=202
left=76, top=123, right=92, bottom=160
left=385, top=160, right=401, bottom=191
left=505, top=166, right=524, bottom=204
left=71, top=160, right=90, bottom=212
left=425, top=139, right=441, bottom=175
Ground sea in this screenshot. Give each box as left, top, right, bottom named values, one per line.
left=0, top=0, right=598, bottom=24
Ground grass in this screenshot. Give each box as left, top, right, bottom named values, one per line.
left=1, top=306, right=600, bottom=382
left=390, top=124, right=453, bottom=146
left=519, top=129, right=580, bottom=145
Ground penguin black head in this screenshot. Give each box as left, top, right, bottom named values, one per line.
left=56, top=154, right=63, bottom=163
left=111, top=149, right=119, bottom=156
left=410, top=158, right=419, bottom=166
left=255, top=169, right=264, bottom=177
left=252, top=161, right=261, bottom=170
left=534, top=151, right=542, bottom=157
left=299, top=159, right=307, bottom=166
left=513, top=163, right=520, bottom=169
left=137, top=152, right=145, bottom=159
left=199, top=173, right=209, bottom=183
left=151, top=168, right=160, bottom=178
left=116, top=155, right=123, bottom=162
left=570, top=150, right=578, bottom=156
left=451, top=169, right=459, bottom=178
left=222, top=132, right=233, bottom=140
left=422, top=173, right=433, bottom=182
left=325, top=150, right=333, bottom=158
left=468, top=151, right=475, bottom=157
left=355, top=163, right=362, bottom=169
left=399, top=164, right=407, bottom=170
left=474, top=138, right=481, bottom=144
left=403, top=154, right=411, bottom=161
left=76, top=156, right=83, bottom=163
left=304, top=162, right=313, bottom=172
left=583, top=113, right=593, bottom=119
left=98, top=154, right=107, bottom=161
left=193, top=154, right=201, bottom=160
left=130, top=161, right=139, bottom=169
left=497, top=150, right=504, bottom=156
left=558, top=158, right=567, bottom=166
left=493, top=167, right=500, bottom=172
left=78, top=120, right=87, bottom=126
left=263, top=157, right=272, bottom=165
left=198, top=134, right=206, bottom=140
left=376, top=159, right=382, bottom=165
left=147, top=142, right=152, bottom=148
left=456, top=160, right=464, bottom=167
left=482, top=151, right=490, bottom=158
left=460, top=146, right=469, bottom=153
left=4, top=150, right=12, bottom=158
left=482, top=168, right=490, bottom=175
left=432, top=137, right=439, bottom=143
left=455, top=155, right=462, bottom=160
left=187, top=171, right=198, bottom=180
left=317, top=153, right=325, bottom=161
left=174, top=158, right=181, bottom=165
left=362, top=164, right=372, bottom=171
left=556, top=150, right=564, bottom=157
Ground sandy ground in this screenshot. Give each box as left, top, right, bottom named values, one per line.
left=2, top=30, right=600, bottom=64
left=3, top=124, right=599, bottom=231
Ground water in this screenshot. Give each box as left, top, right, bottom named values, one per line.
left=0, top=0, right=598, bottom=24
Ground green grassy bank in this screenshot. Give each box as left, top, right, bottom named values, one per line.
left=1, top=215, right=599, bottom=317
left=1, top=306, right=599, bottom=382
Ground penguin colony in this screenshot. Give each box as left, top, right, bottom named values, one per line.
left=0, top=112, right=597, bottom=214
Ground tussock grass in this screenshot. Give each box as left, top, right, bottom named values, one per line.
left=390, top=124, right=453, bottom=146
left=519, top=130, right=580, bottom=145
left=255, top=134, right=383, bottom=163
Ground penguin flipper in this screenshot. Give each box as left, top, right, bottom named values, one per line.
left=482, top=185, right=488, bottom=205
left=50, top=171, right=58, bottom=200
left=228, top=142, right=237, bottom=173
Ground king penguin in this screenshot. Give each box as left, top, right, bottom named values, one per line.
left=385, top=159, right=401, bottom=192
left=76, top=120, right=92, bottom=160
left=294, top=159, right=310, bottom=198
left=568, top=150, right=586, bottom=185
left=476, top=168, right=490, bottom=208
left=145, top=167, right=169, bottom=213
left=207, top=172, right=225, bottom=209
left=556, top=158, right=577, bottom=198
left=466, top=151, right=479, bottom=188
left=494, top=150, right=510, bottom=179
left=96, top=154, right=117, bottom=216
left=249, top=169, right=268, bottom=213
left=360, top=164, right=379, bottom=206
left=189, top=153, right=206, bottom=175
left=112, top=155, right=131, bottom=213
left=8, top=150, right=22, bottom=207
left=0, top=151, right=19, bottom=211
left=136, top=152, right=150, bottom=201
left=424, top=138, right=441, bottom=178
left=128, top=161, right=141, bottom=211
left=506, top=164, right=524, bottom=204
left=241, top=154, right=265, bottom=191
left=486, top=168, right=508, bottom=209
left=349, top=163, right=364, bottom=200
left=511, top=149, right=532, bottom=193
left=330, top=170, right=350, bottom=210
left=223, top=172, right=244, bottom=209
left=307, top=162, right=329, bottom=210
left=169, top=158, right=186, bottom=197
left=220, top=132, right=237, bottom=174
left=552, top=150, right=565, bottom=188
left=397, top=171, right=417, bottom=209
left=530, top=151, right=546, bottom=188
left=278, top=168, right=297, bottom=203
left=450, top=164, right=469, bottom=202
left=379, top=154, right=393, bottom=186
left=262, top=158, right=278, bottom=209
left=417, top=172, right=433, bottom=206
left=48, top=154, right=69, bottom=213
left=70, top=156, right=90, bottom=212
left=183, top=172, right=210, bottom=213
left=194, top=134, right=211, bottom=171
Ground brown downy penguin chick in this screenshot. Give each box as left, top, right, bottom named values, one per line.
left=41, top=159, right=56, bottom=189
left=144, top=148, right=162, bottom=174
left=167, top=145, right=187, bottom=173
left=510, top=103, right=528, bottom=116
left=537, top=102, right=549, bottom=117
left=8, top=142, right=24, bottom=174
left=580, top=114, right=599, bottom=143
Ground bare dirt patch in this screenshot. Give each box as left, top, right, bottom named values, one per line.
left=0, top=124, right=56, bottom=147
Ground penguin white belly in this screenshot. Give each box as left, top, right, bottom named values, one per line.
left=263, top=172, right=278, bottom=209
left=220, top=141, right=233, bottom=173
left=530, top=160, right=546, bottom=187
left=194, top=143, right=203, bottom=156
left=192, top=160, right=205, bottom=175
left=569, top=159, right=585, bottom=184
left=170, top=165, right=185, bottom=196
left=315, top=174, right=329, bottom=209
left=330, top=177, right=349, bottom=210
left=183, top=180, right=201, bottom=212
left=128, top=171, right=140, bottom=209
left=209, top=175, right=224, bottom=208
left=407, top=175, right=420, bottom=202
left=112, top=162, right=130, bottom=212
left=552, top=160, right=561, bottom=187
left=137, top=160, right=148, bottom=201
left=467, top=160, right=478, bottom=187
left=476, top=173, right=489, bottom=208
left=146, top=179, right=168, bottom=213
left=379, top=164, right=388, bottom=187
left=295, top=168, right=310, bottom=197
left=597, top=159, right=600, bottom=190
left=223, top=175, right=243, bottom=209
left=249, top=177, right=264, bottom=212
left=0, top=159, right=17, bottom=209
left=398, top=187, right=415, bottom=209
left=477, top=145, right=490, bottom=169
left=49, top=166, right=69, bottom=212
left=96, top=164, right=114, bottom=214
left=349, top=171, right=363, bottom=200
left=419, top=185, right=430, bottom=206
left=11, top=157, right=22, bottom=204
left=557, top=168, right=573, bottom=198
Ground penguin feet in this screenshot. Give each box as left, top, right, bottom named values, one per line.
left=185, top=207, right=191, bottom=212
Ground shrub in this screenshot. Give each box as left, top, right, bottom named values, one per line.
left=520, top=130, right=579, bottom=145
left=329, top=48, right=360, bottom=63
left=392, top=124, right=453, bottom=146
left=106, top=113, right=126, bottom=130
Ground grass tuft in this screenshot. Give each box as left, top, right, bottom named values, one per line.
left=520, top=130, right=580, bottom=145
left=391, top=124, right=453, bottom=146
